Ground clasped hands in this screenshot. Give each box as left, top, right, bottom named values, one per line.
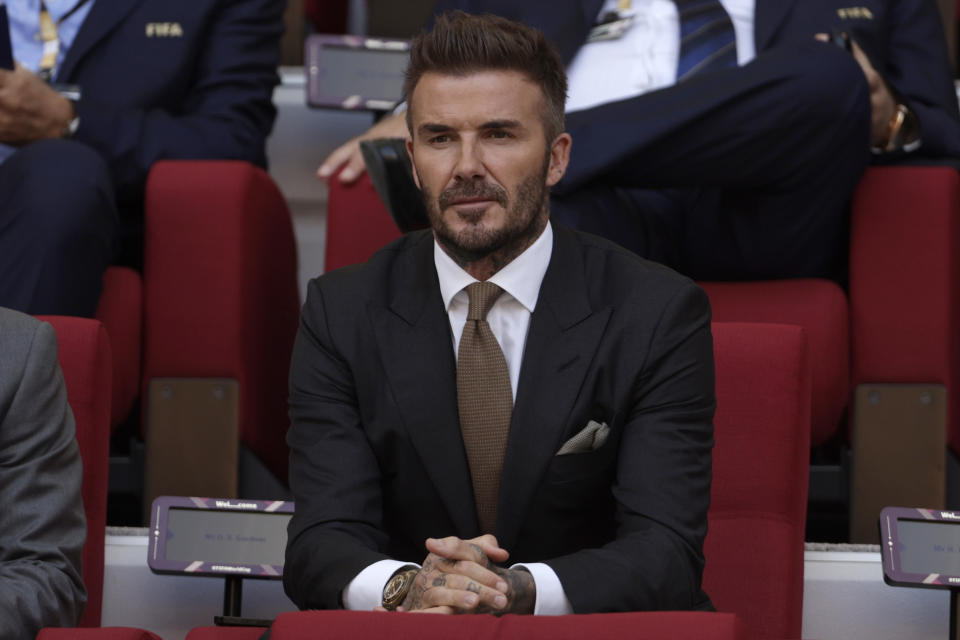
left=382, top=534, right=536, bottom=615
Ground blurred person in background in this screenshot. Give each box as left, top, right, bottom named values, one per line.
left=0, top=0, right=284, bottom=316
left=319, top=0, right=960, bottom=283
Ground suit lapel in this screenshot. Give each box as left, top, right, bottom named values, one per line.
left=755, top=0, right=797, bottom=52
left=57, top=0, right=144, bottom=81
left=369, top=233, right=479, bottom=535
left=496, top=225, right=611, bottom=550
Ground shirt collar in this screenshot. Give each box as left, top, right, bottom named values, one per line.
left=434, top=222, right=554, bottom=313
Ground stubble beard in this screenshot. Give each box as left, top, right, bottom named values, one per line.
left=420, top=160, right=550, bottom=270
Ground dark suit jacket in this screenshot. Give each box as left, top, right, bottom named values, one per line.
left=430, top=0, right=960, bottom=183
left=284, top=224, right=716, bottom=613
left=54, top=0, right=282, bottom=205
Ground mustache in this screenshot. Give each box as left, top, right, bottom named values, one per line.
left=437, top=180, right=508, bottom=210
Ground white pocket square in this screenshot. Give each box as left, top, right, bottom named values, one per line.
left=556, top=420, right=610, bottom=455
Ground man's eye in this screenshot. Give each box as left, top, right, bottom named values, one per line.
left=488, top=130, right=511, bottom=139
left=428, top=134, right=450, bottom=144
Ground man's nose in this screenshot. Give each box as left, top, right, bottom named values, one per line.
left=453, top=138, right=485, bottom=181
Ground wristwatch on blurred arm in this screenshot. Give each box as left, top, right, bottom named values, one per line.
left=878, top=102, right=920, bottom=153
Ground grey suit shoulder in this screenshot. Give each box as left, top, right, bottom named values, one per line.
left=0, top=307, right=87, bottom=639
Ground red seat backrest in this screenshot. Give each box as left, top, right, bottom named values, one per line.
left=39, top=316, right=112, bottom=628
left=325, top=173, right=402, bottom=273
left=95, top=266, right=143, bottom=430
left=707, top=322, right=810, bottom=640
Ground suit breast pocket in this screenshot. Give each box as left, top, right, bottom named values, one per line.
left=547, top=447, right=610, bottom=483
left=540, top=444, right=617, bottom=513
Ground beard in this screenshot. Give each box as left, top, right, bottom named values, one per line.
left=419, top=157, right=550, bottom=266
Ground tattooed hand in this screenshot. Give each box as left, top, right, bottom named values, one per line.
left=398, top=535, right=507, bottom=614
left=472, top=564, right=535, bottom=616
left=399, top=535, right=535, bottom=615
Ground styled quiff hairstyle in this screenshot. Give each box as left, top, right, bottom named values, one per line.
left=403, top=10, right=568, bottom=142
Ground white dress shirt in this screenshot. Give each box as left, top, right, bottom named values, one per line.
left=343, top=224, right=573, bottom=614
left=566, top=0, right=756, bottom=113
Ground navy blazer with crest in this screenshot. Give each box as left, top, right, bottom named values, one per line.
left=53, top=0, right=282, bottom=206
left=284, top=223, right=716, bottom=613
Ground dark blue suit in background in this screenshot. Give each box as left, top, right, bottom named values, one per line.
left=432, top=0, right=960, bottom=280
left=0, top=0, right=283, bottom=315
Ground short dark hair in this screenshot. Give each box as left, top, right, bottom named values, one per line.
left=404, top=10, right=568, bottom=142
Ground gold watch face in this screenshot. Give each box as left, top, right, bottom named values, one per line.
left=384, top=574, right=406, bottom=600
left=382, top=570, right=415, bottom=609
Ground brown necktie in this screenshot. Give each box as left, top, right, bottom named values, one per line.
left=457, top=281, right=512, bottom=533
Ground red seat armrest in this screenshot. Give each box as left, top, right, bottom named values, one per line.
left=38, top=628, right=162, bottom=640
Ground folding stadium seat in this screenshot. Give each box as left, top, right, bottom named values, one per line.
left=707, top=322, right=810, bottom=639
left=40, top=316, right=112, bottom=629
left=94, top=160, right=300, bottom=512
left=846, top=167, right=960, bottom=541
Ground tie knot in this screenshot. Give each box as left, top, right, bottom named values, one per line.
left=465, top=281, right=504, bottom=321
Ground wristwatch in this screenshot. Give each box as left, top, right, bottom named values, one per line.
left=381, top=566, right=419, bottom=611
left=62, top=109, right=80, bottom=139
left=54, top=85, right=82, bottom=140
left=880, top=102, right=919, bottom=153
left=883, top=103, right=908, bottom=152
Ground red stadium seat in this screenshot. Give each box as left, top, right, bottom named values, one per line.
left=40, top=316, right=112, bottom=628
left=189, top=610, right=742, bottom=640
left=186, top=627, right=268, bottom=640
left=847, top=166, right=960, bottom=539
left=94, top=160, right=300, bottom=505
left=38, top=628, right=162, bottom=640
left=708, top=322, right=810, bottom=639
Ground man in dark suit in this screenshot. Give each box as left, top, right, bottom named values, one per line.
left=285, top=11, right=715, bottom=615
left=0, top=307, right=86, bottom=638
left=319, top=0, right=960, bottom=282
left=0, top=0, right=283, bottom=316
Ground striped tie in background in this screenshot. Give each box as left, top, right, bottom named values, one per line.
left=675, top=0, right=738, bottom=80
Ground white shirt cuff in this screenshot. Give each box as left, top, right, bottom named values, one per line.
left=342, top=559, right=418, bottom=611
left=511, top=562, right=573, bottom=615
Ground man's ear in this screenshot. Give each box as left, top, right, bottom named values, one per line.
left=406, top=138, right=421, bottom=189
left=546, top=133, right=572, bottom=187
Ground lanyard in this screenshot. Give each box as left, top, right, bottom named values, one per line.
left=38, top=0, right=92, bottom=80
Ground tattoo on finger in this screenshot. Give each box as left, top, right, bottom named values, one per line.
left=469, top=543, right=492, bottom=567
